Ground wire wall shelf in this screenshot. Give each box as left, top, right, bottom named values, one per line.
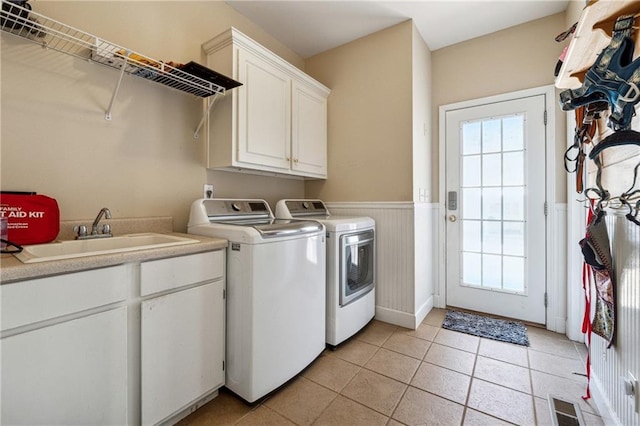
left=0, top=0, right=235, bottom=122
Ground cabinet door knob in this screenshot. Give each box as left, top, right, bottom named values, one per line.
left=286, top=157, right=290, bottom=162
left=294, top=158, right=299, bottom=163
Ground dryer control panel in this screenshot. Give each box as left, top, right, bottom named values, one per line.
left=281, top=199, right=328, bottom=217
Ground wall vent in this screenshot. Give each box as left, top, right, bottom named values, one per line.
left=548, top=395, right=586, bottom=426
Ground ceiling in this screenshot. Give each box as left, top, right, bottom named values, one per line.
left=226, top=0, right=569, bottom=58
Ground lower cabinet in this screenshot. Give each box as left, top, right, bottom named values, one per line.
left=1, top=249, right=225, bottom=426
left=1, top=307, right=128, bottom=425
left=141, top=280, right=225, bottom=425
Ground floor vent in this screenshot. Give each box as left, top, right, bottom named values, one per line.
left=548, top=395, right=586, bottom=426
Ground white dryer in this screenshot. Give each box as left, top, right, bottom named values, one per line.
left=275, top=199, right=375, bottom=347
left=188, top=198, right=326, bottom=403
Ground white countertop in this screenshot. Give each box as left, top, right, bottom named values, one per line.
left=0, top=232, right=227, bottom=284
left=1, top=215, right=228, bottom=283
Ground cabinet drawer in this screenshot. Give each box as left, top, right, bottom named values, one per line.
left=140, top=251, right=224, bottom=296
left=1, top=265, right=130, bottom=332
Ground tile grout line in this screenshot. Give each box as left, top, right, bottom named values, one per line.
left=459, top=333, right=481, bottom=425
left=316, top=336, right=404, bottom=423
left=386, top=328, right=434, bottom=425
left=525, top=341, right=541, bottom=426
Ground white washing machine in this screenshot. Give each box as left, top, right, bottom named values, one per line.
left=275, top=199, right=375, bottom=347
left=188, top=198, right=326, bottom=403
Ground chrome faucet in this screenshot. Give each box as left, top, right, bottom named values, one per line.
left=75, top=207, right=113, bottom=239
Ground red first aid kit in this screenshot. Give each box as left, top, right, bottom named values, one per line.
left=0, top=192, right=60, bottom=245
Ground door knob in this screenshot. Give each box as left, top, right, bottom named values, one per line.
left=448, top=215, right=457, bottom=222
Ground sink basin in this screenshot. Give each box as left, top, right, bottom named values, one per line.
left=14, top=233, right=199, bottom=263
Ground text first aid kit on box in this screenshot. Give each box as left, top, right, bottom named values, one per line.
left=0, top=193, right=60, bottom=245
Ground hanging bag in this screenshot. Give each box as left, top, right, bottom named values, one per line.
left=579, top=210, right=615, bottom=347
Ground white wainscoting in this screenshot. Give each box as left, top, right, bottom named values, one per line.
left=414, top=203, right=436, bottom=327
left=589, top=213, right=640, bottom=426
left=548, top=204, right=567, bottom=334
left=326, top=202, right=438, bottom=329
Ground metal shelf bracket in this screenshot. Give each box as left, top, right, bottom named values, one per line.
left=194, top=93, right=221, bottom=139
left=105, top=51, right=131, bottom=121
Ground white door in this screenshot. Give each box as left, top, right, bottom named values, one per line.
left=445, top=94, right=547, bottom=324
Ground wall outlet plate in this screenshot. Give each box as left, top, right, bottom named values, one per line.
left=203, top=184, right=214, bottom=199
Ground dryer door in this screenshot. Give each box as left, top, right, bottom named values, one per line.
left=339, top=229, right=375, bottom=306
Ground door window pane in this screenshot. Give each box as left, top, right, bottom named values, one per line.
left=462, top=122, right=481, bottom=155
left=482, top=188, right=502, bottom=220
left=482, top=221, right=502, bottom=254
left=503, top=187, right=524, bottom=221
left=503, top=151, right=524, bottom=186
left=503, top=114, right=524, bottom=151
left=482, top=119, right=501, bottom=153
left=503, top=222, right=524, bottom=256
left=463, top=252, right=481, bottom=286
left=463, top=155, right=481, bottom=187
left=463, top=188, right=481, bottom=220
left=482, top=254, right=502, bottom=288
left=482, top=153, right=502, bottom=187
left=463, top=221, right=481, bottom=252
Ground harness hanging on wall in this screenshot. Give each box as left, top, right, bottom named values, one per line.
left=588, top=129, right=640, bottom=224
left=559, top=14, right=640, bottom=131
left=564, top=102, right=608, bottom=193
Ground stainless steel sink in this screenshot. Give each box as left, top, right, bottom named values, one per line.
left=14, top=233, right=199, bottom=263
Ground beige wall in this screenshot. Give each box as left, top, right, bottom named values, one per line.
left=431, top=13, right=568, bottom=202
left=304, top=21, right=414, bottom=202
left=1, top=1, right=305, bottom=232
left=412, top=24, right=432, bottom=203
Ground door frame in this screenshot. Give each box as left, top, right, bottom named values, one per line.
left=436, top=85, right=558, bottom=330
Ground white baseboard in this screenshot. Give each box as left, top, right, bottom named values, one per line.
left=375, top=306, right=416, bottom=330
left=415, top=296, right=433, bottom=328
left=551, top=315, right=566, bottom=335
left=433, top=293, right=445, bottom=309
left=375, top=298, right=434, bottom=330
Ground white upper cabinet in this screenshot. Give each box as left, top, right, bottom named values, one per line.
left=292, top=80, right=328, bottom=176
left=203, top=27, right=329, bottom=179
left=237, top=47, right=292, bottom=170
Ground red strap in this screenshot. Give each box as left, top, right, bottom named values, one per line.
left=582, top=261, right=592, bottom=400
left=581, top=204, right=594, bottom=401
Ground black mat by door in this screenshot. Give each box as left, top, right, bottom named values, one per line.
left=442, top=310, right=530, bottom=346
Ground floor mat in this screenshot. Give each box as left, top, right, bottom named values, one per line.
left=442, top=310, right=530, bottom=346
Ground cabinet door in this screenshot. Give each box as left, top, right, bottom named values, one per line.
left=141, top=280, right=224, bottom=425
left=1, top=307, right=128, bottom=425
left=291, top=80, right=328, bottom=178
left=237, top=47, right=291, bottom=170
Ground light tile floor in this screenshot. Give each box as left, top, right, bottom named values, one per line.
left=179, top=308, right=604, bottom=425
